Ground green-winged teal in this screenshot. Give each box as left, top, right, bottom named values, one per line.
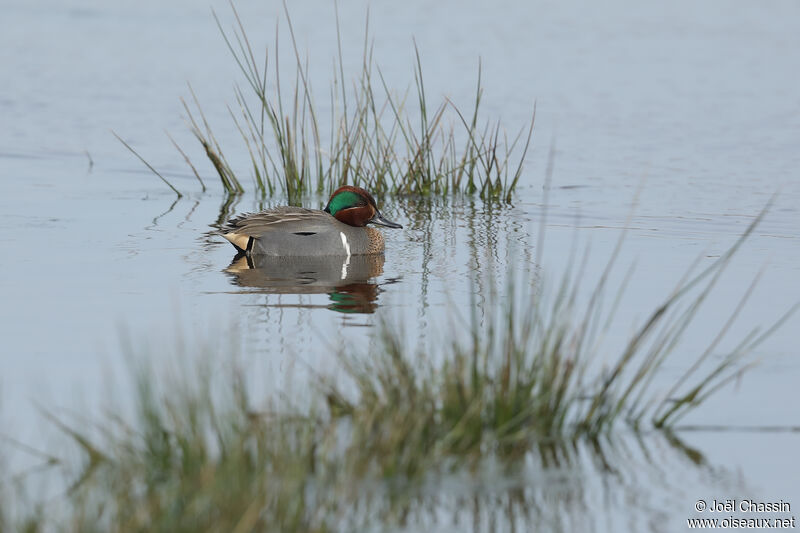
left=221, top=186, right=402, bottom=256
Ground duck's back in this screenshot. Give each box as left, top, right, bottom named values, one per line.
left=222, top=206, right=383, bottom=256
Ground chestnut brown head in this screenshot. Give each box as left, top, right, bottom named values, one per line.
left=323, top=186, right=402, bottom=229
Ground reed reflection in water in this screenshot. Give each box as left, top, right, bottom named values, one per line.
left=362, top=432, right=722, bottom=533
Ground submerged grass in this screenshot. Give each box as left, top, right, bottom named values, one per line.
left=164, top=3, right=534, bottom=201
left=6, top=205, right=796, bottom=532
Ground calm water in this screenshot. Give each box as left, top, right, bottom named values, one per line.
left=2, top=0, right=800, bottom=530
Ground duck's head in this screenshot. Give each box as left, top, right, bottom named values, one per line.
left=324, top=186, right=403, bottom=229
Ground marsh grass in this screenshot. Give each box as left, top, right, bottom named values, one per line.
left=320, top=203, right=796, bottom=482
left=7, top=204, right=796, bottom=532
left=167, top=3, right=534, bottom=201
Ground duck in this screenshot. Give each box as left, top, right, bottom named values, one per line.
left=221, top=186, right=402, bottom=256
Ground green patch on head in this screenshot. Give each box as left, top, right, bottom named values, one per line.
left=325, top=190, right=365, bottom=215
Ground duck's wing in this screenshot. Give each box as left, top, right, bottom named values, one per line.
left=221, top=207, right=334, bottom=252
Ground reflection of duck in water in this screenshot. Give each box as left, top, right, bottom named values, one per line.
left=225, top=253, right=385, bottom=314
left=220, top=186, right=401, bottom=314
left=221, top=186, right=402, bottom=256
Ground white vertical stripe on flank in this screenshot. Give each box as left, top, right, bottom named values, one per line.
left=339, top=232, right=351, bottom=257
left=339, top=232, right=351, bottom=279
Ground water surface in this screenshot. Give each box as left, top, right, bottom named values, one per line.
left=1, top=0, right=799, bottom=529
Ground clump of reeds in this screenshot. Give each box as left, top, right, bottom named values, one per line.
left=320, top=204, right=796, bottom=481
left=171, top=3, right=534, bottom=201
left=7, top=206, right=795, bottom=531
left=10, top=363, right=343, bottom=532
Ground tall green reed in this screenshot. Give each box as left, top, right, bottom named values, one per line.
left=172, top=3, right=534, bottom=201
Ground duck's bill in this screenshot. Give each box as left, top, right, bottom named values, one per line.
left=369, top=210, right=403, bottom=229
